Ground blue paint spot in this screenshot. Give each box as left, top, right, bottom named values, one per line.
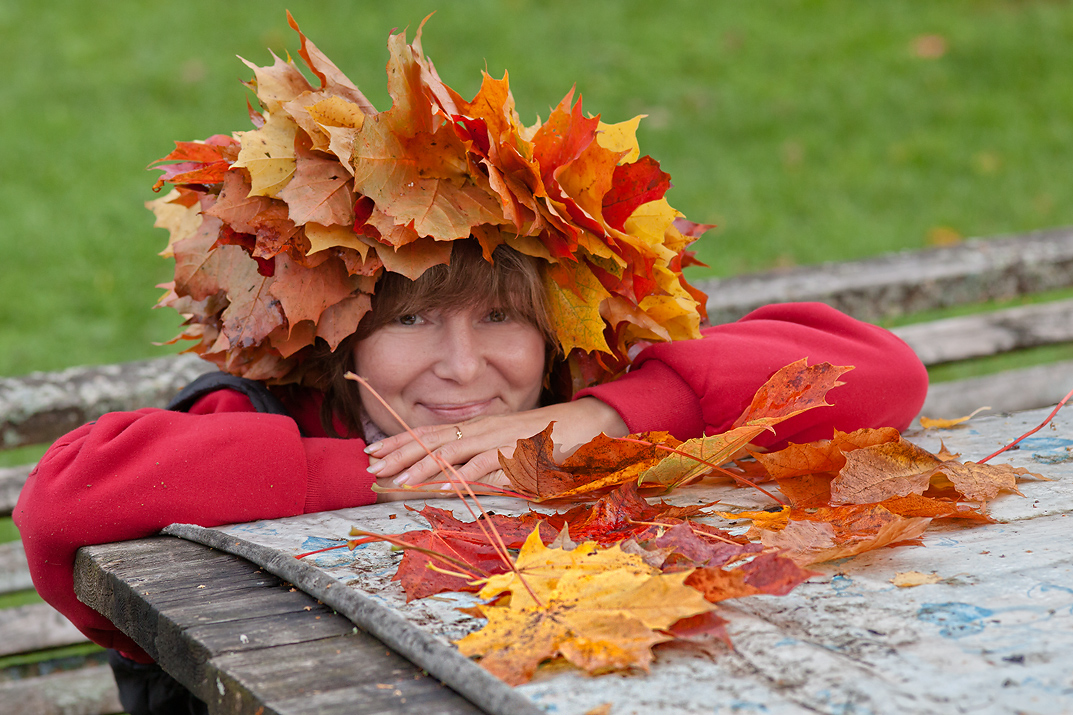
left=730, top=701, right=769, bottom=712
left=1019, top=437, right=1073, bottom=452
left=830, top=573, right=856, bottom=596
left=917, top=602, right=992, bottom=637
left=1034, top=582, right=1073, bottom=596
left=300, top=536, right=347, bottom=551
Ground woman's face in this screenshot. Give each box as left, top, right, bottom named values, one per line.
left=353, top=304, right=547, bottom=435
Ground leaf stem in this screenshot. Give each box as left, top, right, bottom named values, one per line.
left=346, top=372, right=543, bottom=607
left=618, top=437, right=787, bottom=505
left=977, top=386, right=1073, bottom=464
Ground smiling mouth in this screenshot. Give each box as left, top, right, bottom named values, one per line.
left=418, top=400, right=496, bottom=422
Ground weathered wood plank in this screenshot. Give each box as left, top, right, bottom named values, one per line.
left=75, top=537, right=484, bottom=715
left=0, top=539, right=33, bottom=595
left=0, top=463, right=32, bottom=517
left=268, top=678, right=482, bottom=715
left=697, top=227, right=1073, bottom=324
left=892, top=298, right=1073, bottom=365
left=210, top=637, right=483, bottom=715
left=918, top=360, right=1073, bottom=419
left=0, top=664, right=122, bottom=715
left=0, top=602, right=89, bottom=657
left=0, top=353, right=213, bottom=450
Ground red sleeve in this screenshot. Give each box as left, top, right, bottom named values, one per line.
left=13, top=389, right=375, bottom=662
left=577, top=302, right=928, bottom=448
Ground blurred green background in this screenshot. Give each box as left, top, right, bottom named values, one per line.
left=3, top=0, right=1073, bottom=377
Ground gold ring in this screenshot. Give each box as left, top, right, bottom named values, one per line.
left=454, top=425, right=463, bottom=440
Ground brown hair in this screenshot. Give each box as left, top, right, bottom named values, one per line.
left=298, top=239, right=560, bottom=437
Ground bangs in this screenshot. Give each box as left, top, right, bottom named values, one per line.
left=359, top=239, right=555, bottom=346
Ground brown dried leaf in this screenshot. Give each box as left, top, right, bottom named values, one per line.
left=830, top=438, right=943, bottom=504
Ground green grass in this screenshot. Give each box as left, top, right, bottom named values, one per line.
left=0, top=642, right=106, bottom=674
left=4, top=0, right=1073, bottom=376
left=0, top=517, right=20, bottom=544
left=0, top=444, right=48, bottom=470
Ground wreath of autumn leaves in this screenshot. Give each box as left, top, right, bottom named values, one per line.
left=147, top=12, right=711, bottom=387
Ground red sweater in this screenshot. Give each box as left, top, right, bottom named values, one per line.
left=13, top=303, right=927, bottom=662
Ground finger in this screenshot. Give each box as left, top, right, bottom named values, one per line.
left=364, top=422, right=441, bottom=456
left=440, top=451, right=509, bottom=487
left=393, top=439, right=486, bottom=486
left=368, top=424, right=472, bottom=478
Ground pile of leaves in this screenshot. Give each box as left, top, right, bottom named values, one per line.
left=146, top=12, right=708, bottom=388
left=347, top=360, right=1043, bottom=685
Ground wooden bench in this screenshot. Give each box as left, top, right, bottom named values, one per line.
left=2, top=226, right=1071, bottom=713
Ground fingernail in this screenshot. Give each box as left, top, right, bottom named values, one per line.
left=367, top=460, right=384, bottom=475
left=364, top=442, right=383, bottom=454
left=393, top=472, right=410, bottom=486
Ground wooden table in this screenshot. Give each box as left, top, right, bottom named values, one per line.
left=75, top=536, right=486, bottom=715
left=74, top=406, right=1073, bottom=715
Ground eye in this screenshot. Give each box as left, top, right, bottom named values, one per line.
left=487, top=308, right=507, bottom=323
left=397, top=313, right=420, bottom=326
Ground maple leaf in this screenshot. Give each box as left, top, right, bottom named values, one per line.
left=757, top=506, right=932, bottom=566
left=684, top=552, right=819, bottom=602
left=544, top=260, right=613, bottom=356
left=498, top=422, right=579, bottom=500
left=269, top=254, right=364, bottom=330
left=277, top=144, right=355, bottom=226
left=315, top=294, right=372, bottom=350
left=215, top=248, right=286, bottom=349
left=649, top=522, right=760, bottom=570
left=732, top=358, right=853, bottom=429
left=374, top=236, right=454, bottom=281
left=919, top=406, right=990, bottom=429
left=754, top=427, right=901, bottom=480
left=625, top=360, right=853, bottom=490
left=546, top=482, right=685, bottom=546
left=392, top=529, right=508, bottom=602
left=879, top=494, right=993, bottom=522
left=775, top=473, right=836, bottom=508
left=457, top=530, right=715, bottom=684
left=829, top=438, right=944, bottom=504
left=206, top=171, right=300, bottom=260
left=239, top=52, right=314, bottom=112
left=601, top=156, right=672, bottom=231
left=233, top=111, right=299, bottom=197
left=932, top=461, right=1033, bottom=502
left=638, top=424, right=771, bottom=488
left=286, top=11, right=377, bottom=113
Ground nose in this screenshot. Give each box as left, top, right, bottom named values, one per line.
left=433, top=316, right=484, bottom=384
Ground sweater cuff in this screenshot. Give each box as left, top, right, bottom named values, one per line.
left=302, top=438, right=377, bottom=512
left=576, top=360, right=705, bottom=440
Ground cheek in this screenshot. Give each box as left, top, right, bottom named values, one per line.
left=352, top=336, right=407, bottom=399
left=500, top=327, right=549, bottom=391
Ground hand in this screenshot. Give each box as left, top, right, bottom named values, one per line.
left=365, top=397, right=628, bottom=490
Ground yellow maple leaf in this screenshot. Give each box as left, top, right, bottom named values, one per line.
left=478, top=529, right=650, bottom=607
left=459, top=530, right=714, bottom=684
left=147, top=191, right=202, bottom=259
left=892, top=571, right=942, bottom=588
left=544, top=260, right=612, bottom=355
left=304, top=222, right=371, bottom=259
left=596, top=116, right=643, bottom=162
left=638, top=423, right=770, bottom=487
left=919, top=406, right=990, bottom=429
left=233, top=112, right=298, bottom=197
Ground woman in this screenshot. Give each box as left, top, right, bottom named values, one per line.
left=15, top=16, right=928, bottom=715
